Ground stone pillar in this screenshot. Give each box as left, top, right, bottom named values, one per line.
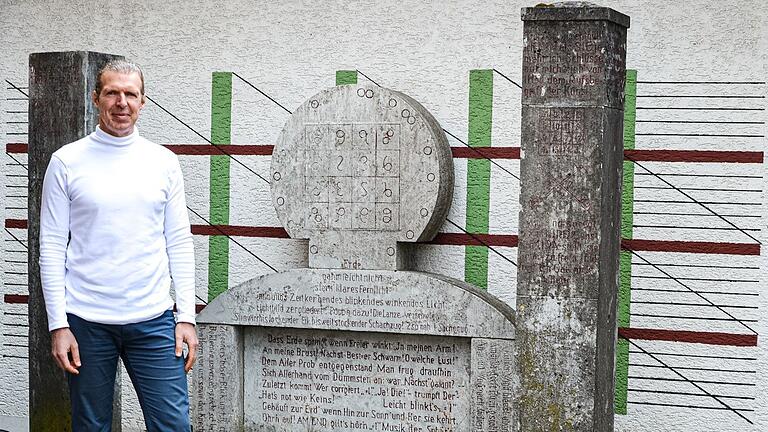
left=516, top=4, right=629, bottom=431
left=28, top=51, right=123, bottom=432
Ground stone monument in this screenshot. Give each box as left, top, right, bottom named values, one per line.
left=517, top=3, right=629, bottom=431
left=28, top=51, right=124, bottom=432
left=191, top=85, right=518, bottom=431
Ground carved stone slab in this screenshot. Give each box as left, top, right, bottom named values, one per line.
left=193, top=270, right=516, bottom=432
left=197, top=269, right=515, bottom=339
left=270, top=85, right=454, bottom=270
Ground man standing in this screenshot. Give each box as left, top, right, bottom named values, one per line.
left=39, top=60, right=197, bottom=431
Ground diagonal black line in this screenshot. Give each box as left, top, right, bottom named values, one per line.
left=5, top=152, right=29, bottom=172
left=492, top=69, right=523, bottom=89
left=625, top=248, right=756, bottom=335
left=186, top=206, right=278, bottom=273
left=627, top=156, right=761, bottom=244
left=444, top=218, right=517, bottom=267
left=232, top=72, right=292, bottom=114
left=5, top=80, right=29, bottom=98
left=442, top=129, right=521, bottom=181
left=4, top=228, right=28, bottom=250
left=457, top=72, right=762, bottom=245
left=194, top=294, right=207, bottom=305
left=356, top=69, right=521, bottom=181
left=144, top=95, right=271, bottom=185
left=624, top=338, right=753, bottom=425
left=355, top=70, right=381, bottom=87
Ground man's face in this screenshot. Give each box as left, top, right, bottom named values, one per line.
left=92, top=71, right=145, bottom=137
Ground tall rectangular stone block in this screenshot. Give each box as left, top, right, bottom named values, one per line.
left=191, top=324, right=244, bottom=431
left=28, top=51, right=123, bottom=431
left=517, top=5, right=629, bottom=431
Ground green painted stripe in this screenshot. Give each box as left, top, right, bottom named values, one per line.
left=615, top=69, right=637, bottom=415
left=464, top=70, right=493, bottom=289
left=208, top=72, right=232, bottom=301
left=336, top=70, right=358, bottom=85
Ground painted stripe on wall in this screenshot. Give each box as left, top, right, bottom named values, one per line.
left=336, top=70, right=358, bottom=85
left=464, top=69, right=493, bottom=289
left=208, top=72, right=232, bottom=301
left=615, top=69, right=637, bottom=415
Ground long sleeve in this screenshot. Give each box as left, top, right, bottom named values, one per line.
left=164, top=157, right=196, bottom=324
left=39, top=155, right=71, bottom=331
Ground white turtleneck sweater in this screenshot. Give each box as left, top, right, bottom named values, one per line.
left=39, top=126, right=196, bottom=331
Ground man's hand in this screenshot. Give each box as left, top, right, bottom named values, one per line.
left=51, top=328, right=80, bottom=374
left=175, top=322, right=198, bottom=373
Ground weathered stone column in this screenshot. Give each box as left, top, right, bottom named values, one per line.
left=28, top=51, right=123, bottom=431
left=516, top=4, right=629, bottom=431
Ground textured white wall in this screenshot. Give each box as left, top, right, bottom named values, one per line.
left=0, top=1, right=765, bottom=430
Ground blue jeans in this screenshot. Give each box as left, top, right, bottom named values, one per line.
left=67, top=311, right=190, bottom=432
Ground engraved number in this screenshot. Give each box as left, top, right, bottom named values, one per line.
left=382, top=155, right=393, bottom=172
left=334, top=206, right=345, bottom=222
left=359, top=129, right=369, bottom=145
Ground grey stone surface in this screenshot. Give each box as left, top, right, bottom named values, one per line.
left=194, top=270, right=516, bottom=431
left=27, top=50, right=123, bottom=432
left=197, top=269, right=516, bottom=339
left=521, top=6, right=628, bottom=109
left=270, top=84, right=454, bottom=270
left=243, top=327, right=471, bottom=431
left=517, top=4, right=627, bottom=431
left=190, top=324, right=244, bottom=431
left=471, top=338, right=517, bottom=432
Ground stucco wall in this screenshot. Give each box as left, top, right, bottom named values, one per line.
left=1, top=1, right=766, bottom=430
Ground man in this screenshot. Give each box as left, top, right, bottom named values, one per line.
left=39, top=59, right=198, bottom=431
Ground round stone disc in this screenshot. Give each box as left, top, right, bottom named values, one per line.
left=270, top=84, right=453, bottom=245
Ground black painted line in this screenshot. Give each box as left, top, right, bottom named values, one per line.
left=631, top=313, right=758, bottom=323
left=628, top=350, right=757, bottom=361
left=630, top=288, right=758, bottom=296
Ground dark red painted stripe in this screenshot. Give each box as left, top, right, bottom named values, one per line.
left=5, top=219, right=27, bottom=229
left=451, top=147, right=520, bottom=159
left=191, top=224, right=289, bottom=238
left=625, top=149, right=763, bottom=163
left=4, top=294, right=28, bottom=304
left=8, top=142, right=764, bottom=163
left=622, top=239, right=759, bottom=256
left=430, top=233, right=518, bottom=247
left=164, top=144, right=274, bottom=156
left=5, top=143, right=27, bottom=153
left=5, top=218, right=761, bottom=255
left=619, top=327, right=757, bottom=347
